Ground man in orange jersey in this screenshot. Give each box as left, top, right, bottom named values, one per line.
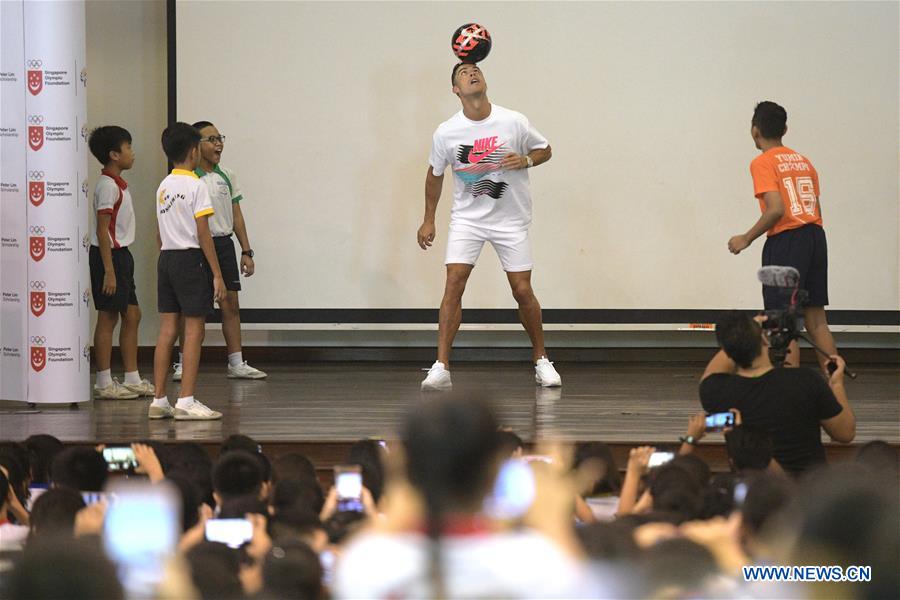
left=727, top=101, right=837, bottom=372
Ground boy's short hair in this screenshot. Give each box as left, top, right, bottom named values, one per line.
left=160, top=121, right=201, bottom=163
left=715, top=311, right=763, bottom=369
left=212, top=450, right=263, bottom=500
left=88, top=125, right=132, bottom=165
left=752, top=101, right=787, bottom=139
left=51, top=447, right=108, bottom=492
left=725, top=425, right=774, bottom=471
left=191, top=120, right=215, bottom=131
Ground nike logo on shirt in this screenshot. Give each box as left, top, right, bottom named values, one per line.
left=467, top=136, right=504, bottom=164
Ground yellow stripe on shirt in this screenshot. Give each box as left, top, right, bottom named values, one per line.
left=194, top=208, right=214, bottom=218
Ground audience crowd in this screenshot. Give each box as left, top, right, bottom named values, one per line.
left=0, top=362, right=896, bottom=598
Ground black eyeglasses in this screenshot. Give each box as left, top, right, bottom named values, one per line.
left=201, top=135, right=226, bottom=144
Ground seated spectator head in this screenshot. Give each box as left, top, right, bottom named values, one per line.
left=403, top=395, right=502, bottom=517
left=324, top=509, right=367, bottom=546
left=496, top=429, right=524, bottom=459
left=576, top=521, right=641, bottom=564
left=347, top=439, right=387, bottom=504
left=855, top=440, right=898, bottom=478
left=701, top=472, right=739, bottom=519
left=642, top=538, right=720, bottom=597
left=649, top=462, right=704, bottom=523
left=0, top=469, right=10, bottom=518
left=27, top=487, right=85, bottom=542
left=162, top=443, right=214, bottom=507
left=574, top=442, right=622, bottom=496
left=221, top=434, right=262, bottom=456
left=165, top=473, right=202, bottom=532
left=725, top=425, right=775, bottom=472
left=213, top=450, right=264, bottom=507
left=0, top=443, right=32, bottom=492
left=219, top=494, right=268, bottom=520
left=270, top=477, right=325, bottom=517
left=260, top=539, right=324, bottom=600
left=268, top=508, right=328, bottom=553
left=670, top=454, right=711, bottom=487
left=51, top=447, right=108, bottom=492
left=738, top=471, right=794, bottom=558
left=24, top=434, right=64, bottom=485
left=4, top=538, right=125, bottom=600
left=715, top=310, right=765, bottom=368
left=185, top=541, right=244, bottom=600
left=272, top=452, right=317, bottom=485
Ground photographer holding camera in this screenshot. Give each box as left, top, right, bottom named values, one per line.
left=700, top=311, right=855, bottom=476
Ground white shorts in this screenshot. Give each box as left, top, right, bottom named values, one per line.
left=444, top=224, right=533, bottom=272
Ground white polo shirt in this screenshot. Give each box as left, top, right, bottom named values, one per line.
left=195, top=164, right=243, bottom=237
left=91, top=171, right=135, bottom=248
left=156, top=169, right=214, bottom=250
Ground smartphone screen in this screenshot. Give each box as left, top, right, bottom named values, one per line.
left=705, top=412, right=734, bottom=432
left=205, top=518, right=253, bottom=549
left=648, top=451, right=675, bottom=468
left=334, top=465, right=363, bottom=513
left=484, top=459, right=536, bottom=520
left=103, top=446, right=138, bottom=473
left=103, top=480, right=180, bottom=598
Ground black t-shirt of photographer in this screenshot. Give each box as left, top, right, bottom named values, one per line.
left=700, top=368, right=843, bottom=475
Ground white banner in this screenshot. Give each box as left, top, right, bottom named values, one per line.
left=1, top=0, right=28, bottom=401
left=0, top=0, right=89, bottom=404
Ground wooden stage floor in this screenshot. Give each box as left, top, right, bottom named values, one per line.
left=1, top=362, right=897, bottom=446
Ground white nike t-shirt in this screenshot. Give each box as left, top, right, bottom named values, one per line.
left=429, top=104, right=548, bottom=232
left=156, top=169, right=214, bottom=250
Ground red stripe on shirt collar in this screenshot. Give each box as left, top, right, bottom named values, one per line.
left=101, top=169, right=128, bottom=190
left=415, top=515, right=492, bottom=537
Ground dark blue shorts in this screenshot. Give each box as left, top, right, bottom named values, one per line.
left=762, top=224, right=828, bottom=309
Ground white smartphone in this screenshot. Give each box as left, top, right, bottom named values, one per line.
left=205, top=518, right=253, bottom=549
left=334, top=465, right=364, bottom=513
left=648, top=451, right=675, bottom=468
left=103, top=480, right=180, bottom=598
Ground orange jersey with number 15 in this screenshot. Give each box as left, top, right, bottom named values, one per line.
left=750, top=146, right=822, bottom=236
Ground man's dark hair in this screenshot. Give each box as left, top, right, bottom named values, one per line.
left=267, top=508, right=324, bottom=543
left=24, top=434, right=64, bottom=484
left=221, top=435, right=271, bottom=482
left=160, top=121, right=201, bottom=163
left=272, top=453, right=318, bottom=484
left=28, top=488, right=86, bottom=542
left=260, top=539, right=324, bottom=600
left=741, top=472, right=794, bottom=535
left=51, top=447, right=108, bottom=492
left=270, top=477, right=325, bottom=516
left=715, top=311, right=763, bottom=369
left=726, top=425, right=774, bottom=471
left=88, top=125, right=132, bottom=165
left=165, top=473, right=202, bottom=533
left=185, top=542, right=244, bottom=600
left=161, top=443, right=214, bottom=506
left=752, top=101, right=787, bottom=139
left=347, top=439, right=386, bottom=503
left=213, top=450, right=263, bottom=501
left=4, top=538, right=125, bottom=600
left=451, top=62, right=465, bottom=85
left=191, top=120, right=215, bottom=131
left=497, top=430, right=524, bottom=457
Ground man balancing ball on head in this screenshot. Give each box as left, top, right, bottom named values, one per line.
left=417, top=61, right=561, bottom=391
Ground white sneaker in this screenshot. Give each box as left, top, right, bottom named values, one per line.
left=227, top=361, right=267, bottom=379
left=421, top=361, right=452, bottom=391
left=148, top=403, right=175, bottom=419
left=174, top=399, right=222, bottom=421
left=94, top=378, right=140, bottom=400
left=172, top=362, right=182, bottom=381
left=122, top=378, right=155, bottom=397
left=535, top=358, right=562, bottom=387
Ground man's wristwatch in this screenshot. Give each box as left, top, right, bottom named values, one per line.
left=241, top=249, right=254, bottom=258
left=679, top=435, right=699, bottom=446
left=525, top=155, right=534, bottom=168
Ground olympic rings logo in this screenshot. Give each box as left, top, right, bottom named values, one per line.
left=28, top=170, right=44, bottom=180
left=29, top=226, right=46, bottom=235
left=27, top=115, right=44, bottom=124
left=30, top=336, right=46, bottom=345
left=27, top=60, right=42, bottom=69
left=29, top=281, right=46, bottom=290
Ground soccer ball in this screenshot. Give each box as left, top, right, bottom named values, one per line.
left=451, top=23, right=492, bottom=63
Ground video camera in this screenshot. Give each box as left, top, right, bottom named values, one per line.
left=757, top=266, right=855, bottom=378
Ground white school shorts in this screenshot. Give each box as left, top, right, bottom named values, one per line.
left=444, top=224, right=533, bottom=272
